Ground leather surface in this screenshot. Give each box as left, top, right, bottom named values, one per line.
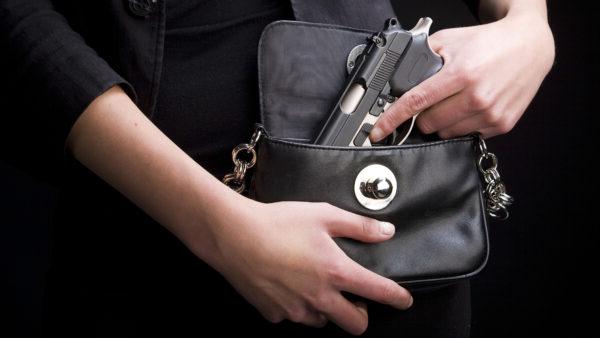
left=289, top=0, right=396, bottom=32
left=252, top=137, right=489, bottom=284
left=258, top=21, right=374, bottom=142
left=254, top=21, right=489, bottom=284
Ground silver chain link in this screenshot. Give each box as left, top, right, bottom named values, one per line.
left=222, top=126, right=264, bottom=193
left=477, top=135, right=514, bottom=220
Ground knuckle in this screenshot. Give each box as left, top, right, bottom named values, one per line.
left=381, top=280, right=401, bottom=303
left=495, top=118, right=515, bottom=135
left=483, top=109, right=503, bottom=125
left=461, top=67, right=477, bottom=85
left=469, top=89, right=493, bottom=111
left=448, top=65, right=466, bottom=83
left=324, top=260, right=348, bottom=288
left=416, top=117, right=435, bottom=134
left=286, top=307, right=308, bottom=323
left=310, top=293, right=335, bottom=312
left=405, top=90, right=429, bottom=112
left=361, top=217, right=378, bottom=236
left=377, top=112, right=395, bottom=133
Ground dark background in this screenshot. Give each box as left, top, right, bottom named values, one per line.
left=1, top=1, right=597, bottom=337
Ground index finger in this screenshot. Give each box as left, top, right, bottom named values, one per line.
left=370, top=66, right=465, bottom=142
left=336, top=258, right=413, bottom=310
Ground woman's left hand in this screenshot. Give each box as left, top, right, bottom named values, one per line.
left=370, top=7, right=555, bottom=141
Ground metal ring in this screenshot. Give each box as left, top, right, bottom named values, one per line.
left=488, top=204, right=509, bottom=220
left=232, top=144, right=257, bottom=168
left=478, top=134, right=488, bottom=154
left=249, top=129, right=263, bottom=147
left=234, top=162, right=248, bottom=181
left=478, top=152, right=498, bottom=173
left=223, top=173, right=245, bottom=193
left=496, top=191, right=514, bottom=205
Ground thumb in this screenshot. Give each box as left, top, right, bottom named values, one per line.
left=322, top=205, right=395, bottom=242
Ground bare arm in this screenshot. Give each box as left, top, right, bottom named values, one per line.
left=479, top=0, right=548, bottom=22
left=66, top=86, right=412, bottom=334
left=371, top=0, right=555, bottom=140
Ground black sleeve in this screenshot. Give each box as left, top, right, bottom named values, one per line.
left=462, top=0, right=480, bottom=20
left=0, top=0, right=136, bottom=182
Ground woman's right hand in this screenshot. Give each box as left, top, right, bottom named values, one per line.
left=191, top=199, right=413, bottom=335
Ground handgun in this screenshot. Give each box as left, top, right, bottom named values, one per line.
left=313, top=17, right=443, bottom=146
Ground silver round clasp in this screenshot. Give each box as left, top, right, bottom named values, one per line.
left=354, top=164, right=397, bottom=210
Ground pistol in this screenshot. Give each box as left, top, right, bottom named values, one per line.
left=313, top=17, right=443, bottom=146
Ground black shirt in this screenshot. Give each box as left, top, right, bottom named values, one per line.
left=154, top=0, right=293, bottom=177
left=1, top=1, right=475, bottom=336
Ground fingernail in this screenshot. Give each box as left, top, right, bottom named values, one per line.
left=370, top=127, right=385, bottom=142
left=407, top=295, right=414, bottom=308
left=380, top=222, right=395, bottom=236
left=355, top=301, right=368, bottom=317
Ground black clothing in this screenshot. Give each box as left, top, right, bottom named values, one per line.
left=153, top=0, right=293, bottom=175
left=0, top=0, right=478, bottom=336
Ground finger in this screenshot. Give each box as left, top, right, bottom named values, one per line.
left=337, top=259, right=413, bottom=310
left=370, top=66, right=465, bottom=142
left=416, top=91, right=479, bottom=134
left=437, top=111, right=517, bottom=139
left=320, top=295, right=369, bottom=335
left=437, top=114, right=485, bottom=139
left=300, top=312, right=328, bottom=328
left=324, top=206, right=395, bottom=242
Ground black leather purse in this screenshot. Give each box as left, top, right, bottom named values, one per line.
left=223, top=20, right=512, bottom=286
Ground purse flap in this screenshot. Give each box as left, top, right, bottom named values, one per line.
left=258, top=21, right=374, bottom=142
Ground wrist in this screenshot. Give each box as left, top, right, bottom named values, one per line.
left=172, top=171, right=262, bottom=267
left=502, top=8, right=555, bottom=72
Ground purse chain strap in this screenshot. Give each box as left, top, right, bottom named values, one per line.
left=222, top=126, right=264, bottom=193
left=476, top=135, right=514, bottom=220
left=223, top=126, right=513, bottom=220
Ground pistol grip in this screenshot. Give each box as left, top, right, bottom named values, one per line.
left=390, top=33, right=443, bottom=96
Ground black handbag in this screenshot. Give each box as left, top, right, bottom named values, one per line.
left=223, top=20, right=512, bottom=286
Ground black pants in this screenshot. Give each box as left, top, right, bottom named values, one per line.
left=43, top=153, right=471, bottom=338
left=44, top=263, right=470, bottom=337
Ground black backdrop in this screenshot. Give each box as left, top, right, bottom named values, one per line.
left=1, top=1, right=597, bottom=337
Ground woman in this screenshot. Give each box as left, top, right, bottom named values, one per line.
left=1, top=0, right=554, bottom=336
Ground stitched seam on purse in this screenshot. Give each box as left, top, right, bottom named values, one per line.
left=263, top=136, right=477, bottom=152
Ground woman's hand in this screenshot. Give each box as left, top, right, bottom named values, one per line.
left=370, top=3, right=555, bottom=141
left=69, top=86, right=411, bottom=336
left=188, top=199, right=413, bottom=335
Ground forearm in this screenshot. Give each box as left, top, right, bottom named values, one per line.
left=479, top=0, right=548, bottom=22
left=66, top=86, right=249, bottom=266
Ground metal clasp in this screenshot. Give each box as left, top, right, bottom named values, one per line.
left=354, top=164, right=397, bottom=210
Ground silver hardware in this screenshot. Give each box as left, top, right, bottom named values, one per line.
left=346, top=44, right=366, bottom=74
left=340, top=83, right=366, bottom=114
left=223, top=126, right=263, bottom=193
left=477, top=135, right=514, bottom=220
left=361, top=177, right=393, bottom=199
left=354, top=164, right=397, bottom=210
left=408, top=17, right=433, bottom=36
